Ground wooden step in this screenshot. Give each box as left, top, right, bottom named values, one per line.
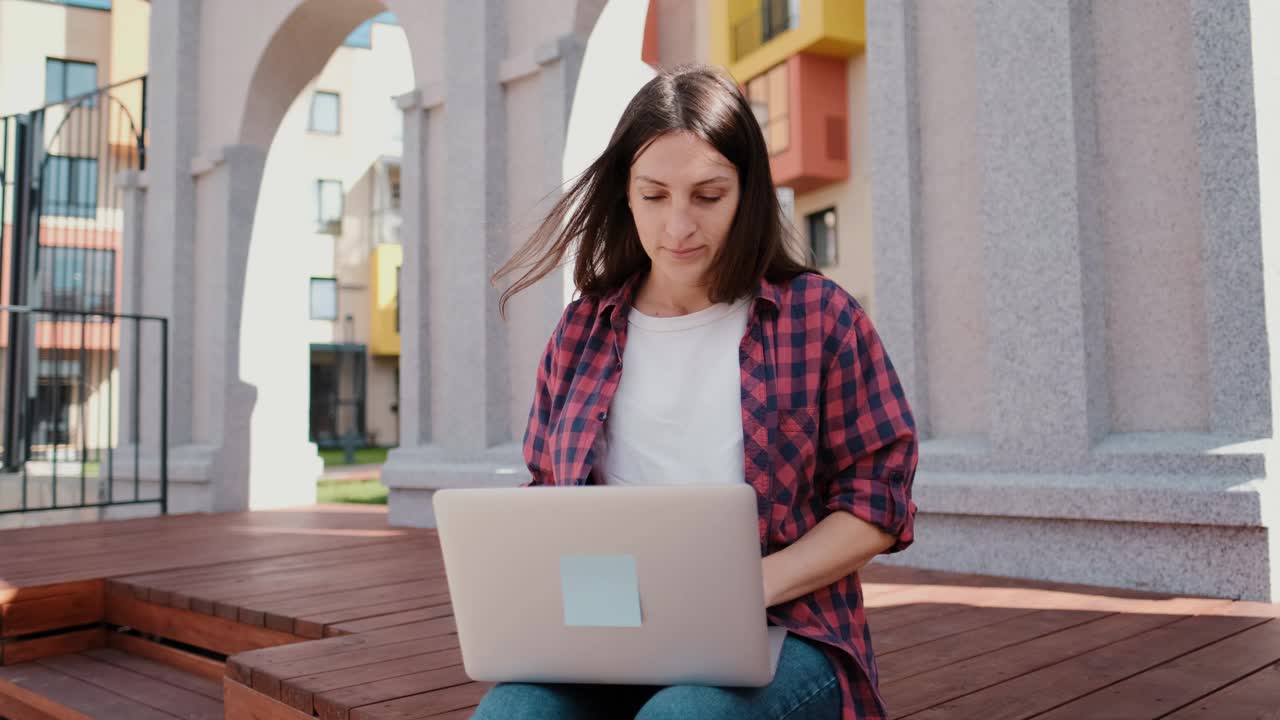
left=0, top=648, right=223, bottom=720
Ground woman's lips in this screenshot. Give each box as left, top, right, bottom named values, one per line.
left=666, top=246, right=705, bottom=260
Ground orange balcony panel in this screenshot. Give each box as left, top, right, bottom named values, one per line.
left=641, top=0, right=660, bottom=68
left=33, top=320, right=121, bottom=351
left=766, top=53, right=849, bottom=193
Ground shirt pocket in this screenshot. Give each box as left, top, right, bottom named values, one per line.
left=770, top=406, right=820, bottom=544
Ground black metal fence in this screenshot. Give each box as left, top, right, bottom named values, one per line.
left=0, top=306, right=168, bottom=516
left=0, top=76, right=166, bottom=518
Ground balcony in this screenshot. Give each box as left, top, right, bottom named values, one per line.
left=712, top=0, right=864, bottom=83
left=748, top=53, right=849, bottom=192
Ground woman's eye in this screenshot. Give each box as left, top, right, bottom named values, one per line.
left=697, top=196, right=722, bottom=203
left=642, top=196, right=664, bottom=202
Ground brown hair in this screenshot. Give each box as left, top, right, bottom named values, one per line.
left=492, top=64, right=813, bottom=316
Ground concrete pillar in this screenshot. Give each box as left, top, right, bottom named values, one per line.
left=115, top=0, right=210, bottom=510
left=1191, top=0, right=1270, bottom=438
left=867, top=0, right=928, bottom=438
left=383, top=0, right=518, bottom=527
left=869, top=0, right=1276, bottom=600
left=114, top=169, right=144, bottom=450
left=978, top=0, right=1108, bottom=467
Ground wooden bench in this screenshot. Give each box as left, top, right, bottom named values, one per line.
left=224, top=617, right=486, bottom=720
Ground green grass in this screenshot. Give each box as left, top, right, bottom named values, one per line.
left=318, top=447, right=391, bottom=467
left=317, top=478, right=388, bottom=505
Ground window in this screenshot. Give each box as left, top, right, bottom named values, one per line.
left=746, top=63, right=790, bottom=155
left=39, top=247, right=115, bottom=314
left=42, top=156, right=98, bottom=218
left=343, top=11, right=398, bottom=48
left=807, top=208, right=838, bottom=268
left=310, top=278, right=338, bottom=321
left=733, top=0, right=798, bottom=60
left=50, top=0, right=111, bottom=10
left=761, top=0, right=800, bottom=44
left=309, top=92, right=341, bottom=134
left=316, top=179, right=344, bottom=233
left=45, top=58, right=97, bottom=106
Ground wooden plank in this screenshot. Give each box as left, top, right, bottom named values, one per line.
left=0, top=674, right=96, bottom=720
left=225, top=617, right=460, bottom=688
left=210, top=562, right=446, bottom=622
left=148, top=542, right=430, bottom=608
left=3, top=524, right=418, bottom=590
left=254, top=635, right=459, bottom=707
left=87, top=647, right=223, bottom=700
left=0, top=628, right=107, bottom=666
left=0, top=662, right=177, bottom=720
left=865, top=603, right=973, bottom=632
left=223, top=676, right=320, bottom=720
left=313, top=664, right=472, bottom=720
left=111, top=540, right=420, bottom=605
left=904, top=614, right=1272, bottom=719
left=190, top=561, right=441, bottom=619
left=1, top=581, right=104, bottom=638
left=282, top=647, right=464, bottom=715
left=252, top=628, right=459, bottom=701
left=105, top=632, right=226, bottom=683
left=106, top=589, right=303, bottom=657
left=1033, top=619, right=1280, bottom=720
left=872, top=605, right=1034, bottom=655
left=295, top=597, right=453, bottom=640
left=115, top=536, right=428, bottom=591
left=348, top=681, right=489, bottom=720
left=326, top=606, right=456, bottom=637
left=881, top=603, right=1222, bottom=717
left=248, top=577, right=449, bottom=632
left=876, top=609, right=1108, bottom=684
left=1162, top=660, right=1280, bottom=720
left=38, top=653, right=223, bottom=720
left=429, top=710, right=481, bottom=720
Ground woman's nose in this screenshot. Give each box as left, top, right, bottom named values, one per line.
left=665, top=208, right=696, bottom=239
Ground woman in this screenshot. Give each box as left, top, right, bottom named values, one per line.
left=476, top=65, right=917, bottom=720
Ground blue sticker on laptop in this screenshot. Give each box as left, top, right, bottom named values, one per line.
left=559, top=554, right=643, bottom=627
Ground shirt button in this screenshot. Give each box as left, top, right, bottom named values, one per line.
left=598, top=411, right=608, bottom=421
left=615, top=362, right=623, bottom=371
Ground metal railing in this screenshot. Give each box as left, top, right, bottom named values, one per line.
left=0, top=306, right=168, bottom=515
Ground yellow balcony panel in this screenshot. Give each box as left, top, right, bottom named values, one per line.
left=369, top=243, right=401, bottom=357
left=712, top=0, right=864, bottom=83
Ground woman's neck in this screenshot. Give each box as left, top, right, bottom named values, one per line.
left=633, top=272, right=713, bottom=317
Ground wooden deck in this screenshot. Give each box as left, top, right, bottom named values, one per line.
left=0, top=506, right=1278, bottom=719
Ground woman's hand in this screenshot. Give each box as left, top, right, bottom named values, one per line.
left=761, top=510, right=896, bottom=608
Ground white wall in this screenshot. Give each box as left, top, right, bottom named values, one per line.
left=0, top=0, right=113, bottom=116
left=239, top=19, right=412, bottom=494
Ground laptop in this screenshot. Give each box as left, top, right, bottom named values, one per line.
left=433, top=483, right=787, bottom=687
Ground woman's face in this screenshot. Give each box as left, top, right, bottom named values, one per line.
left=627, top=131, right=740, bottom=293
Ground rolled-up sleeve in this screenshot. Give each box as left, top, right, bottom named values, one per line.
left=819, top=297, right=918, bottom=553
left=522, top=329, right=560, bottom=487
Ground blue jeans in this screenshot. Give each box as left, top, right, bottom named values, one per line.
left=470, top=634, right=840, bottom=720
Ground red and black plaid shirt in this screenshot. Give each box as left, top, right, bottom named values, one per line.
left=523, top=271, right=918, bottom=719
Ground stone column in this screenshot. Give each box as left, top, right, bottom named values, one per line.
left=383, top=0, right=518, bottom=527
left=115, top=0, right=209, bottom=510
left=1191, top=0, right=1270, bottom=438
left=977, top=0, right=1108, bottom=467
left=868, top=0, right=1276, bottom=600
left=114, top=170, right=145, bottom=452
left=867, top=0, right=928, bottom=438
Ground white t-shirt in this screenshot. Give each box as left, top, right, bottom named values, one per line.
left=600, top=296, right=751, bottom=486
